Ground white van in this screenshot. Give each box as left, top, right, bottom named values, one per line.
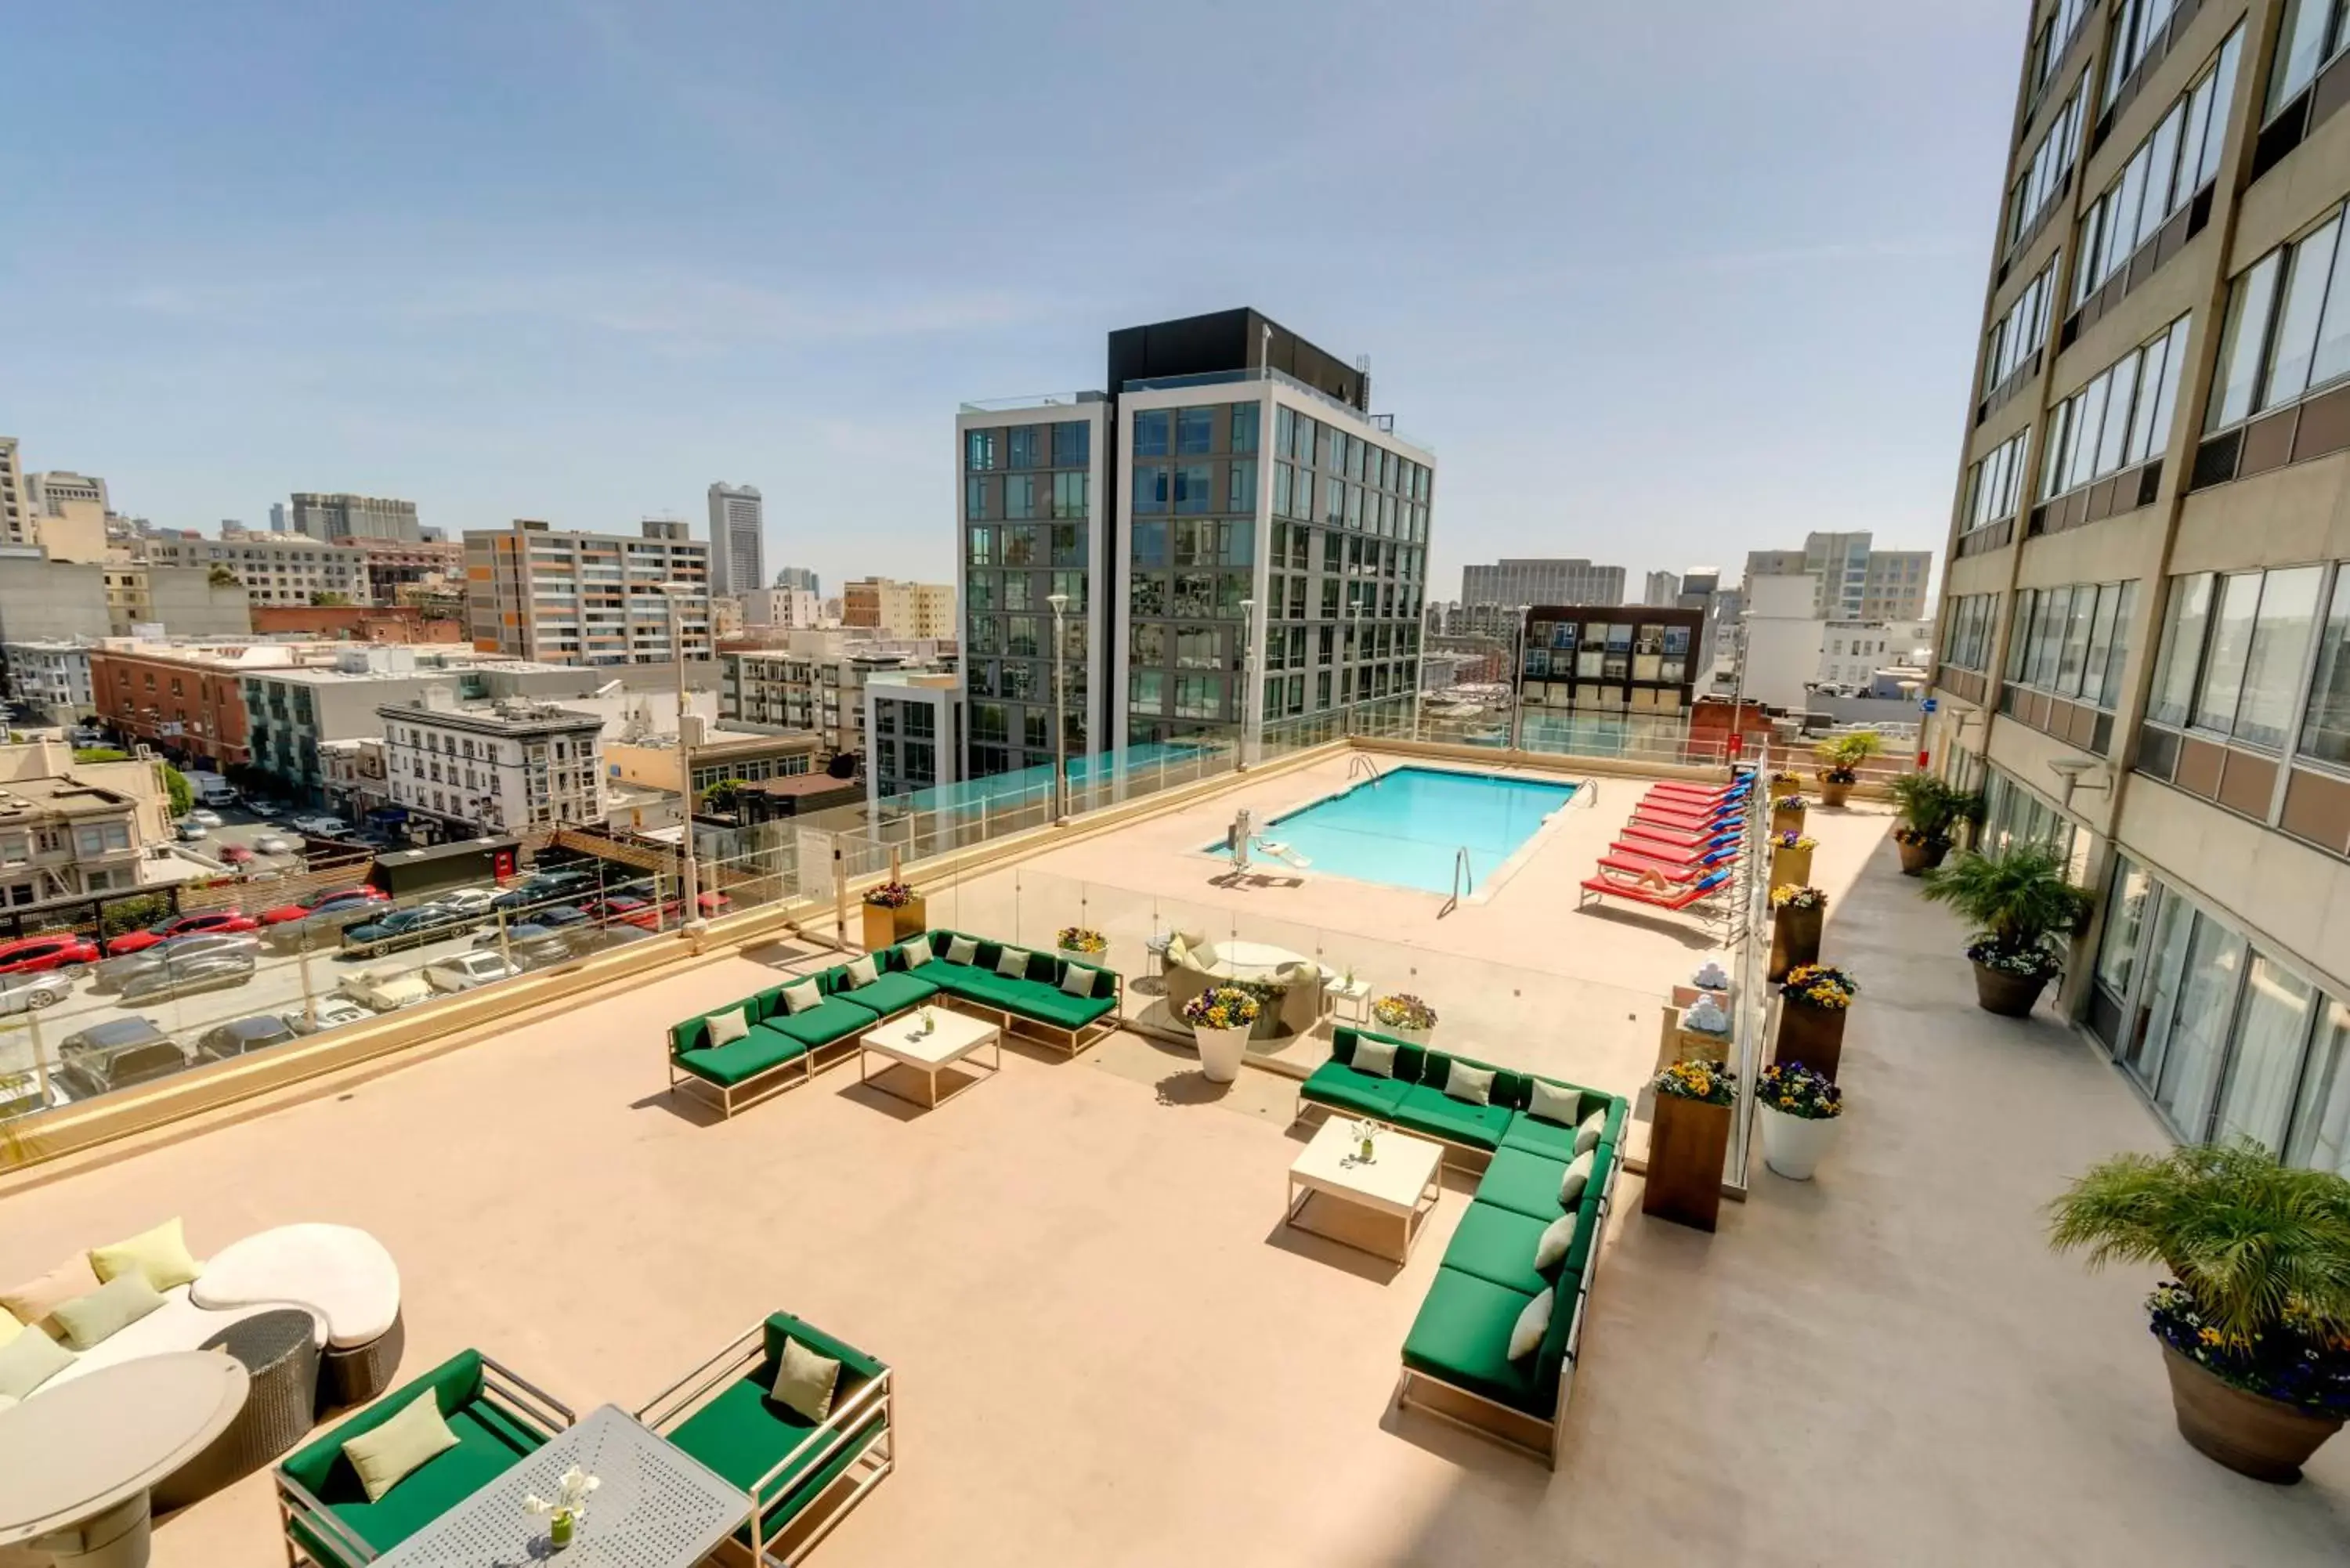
left=189, top=772, right=240, bottom=808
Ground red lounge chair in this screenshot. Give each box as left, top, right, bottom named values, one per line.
left=1650, top=780, right=1752, bottom=802
left=1640, top=788, right=1741, bottom=811
left=1596, top=853, right=1715, bottom=885
left=1623, top=820, right=1739, bottom=851
left=1578, top=868, right=1731, bottom=911
left=1634, top=804, right=1742, bottom=831
left=1609, top=840, right=1736, bottom=873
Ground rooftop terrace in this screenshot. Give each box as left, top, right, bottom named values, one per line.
left=2, top=750, right=2345, bottom=1563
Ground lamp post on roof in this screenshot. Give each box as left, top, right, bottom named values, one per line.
left=1238, top=597, right=1256, bottom=771
left=1509, top=603, right=1531, bottom=753
left=653, top=580, right=703, bottom=935
left=1047, top=591, right=1071, bottom=824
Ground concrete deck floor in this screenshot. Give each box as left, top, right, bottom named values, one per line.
left=5, top=810, right=2348, bottom=1563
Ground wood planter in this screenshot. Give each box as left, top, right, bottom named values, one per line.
left=1768, top=903, right=1823, bottom=982
left=1768, top=777, right=1802, bottom=801
left=861, top=894, right=927, bottom=952
left=2161, top=1346, right=2343, bottom=1483
left=1642, top=1093, right=1731, bottom=1232
left=1774, top=996, right=1848, bottom=1080
left=1769, top=844, right=1814, bottom=887
left=1818, top=778, right=1855, bottom=808
left=1896, top=836, right=1949, bottom=876
left=1770, top=800, right=1806, bottom=836
left=1971, top=960, right=2049, bottom=1017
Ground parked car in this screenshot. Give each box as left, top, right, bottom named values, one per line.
left=105, top=910, right=262, bottom=957
left=432, top=889, right=498, bottom=918
left=175, top=822, right=208, bottom=841
left=187, top=808, right=224, bottom=828
left=471, top=923, right=577, bottom=970
left=490, top=870, right=596, bottom=912
left=0, top=967, right=78, bottom=1013
left=54, top=1018, right=190, bottom=1100
left=194, top=1015, right=298, bottom=1062
left=0, top=934, right=100, bottom=975
left=342, top=904, right=479, bottom=953
left=337, top=966, right=435, bottom=1013
left=291, top=815, right=346, bottom=836
left=94, top=932, right=261, bottom=992
left=583, top=896, right=660, bottom=931
left=573, top=924, right=654, bottom=956
left=423, top=952, right=522, bottom=993
left=258, top=887, right=389, bottom=925
left=221, top=844, right=256, bottom=865
left=251, top=834, right=298, bottom=856
left=281, top=996, right=376, bottom=1035
left=529, top=904, right=592, bottom=930
left=117, top=951, right=257, bottom=1004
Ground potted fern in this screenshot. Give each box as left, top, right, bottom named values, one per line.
left=1812, top=731, right=1885, bottom=807
left=1920, top=846, right=2092, bottom=1016
left=1888, top=774, right=1972, bottom=876
left=2049, top=1143, right=2350, bottom=1481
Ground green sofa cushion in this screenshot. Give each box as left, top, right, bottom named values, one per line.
left=842, top=970, right=937, bottom=1016
left=1300, top=1060, right=1411, bottom=1119
left=1000, top=981, right=1115, bottom=1030
left=1412, top=1049, right=1528, bottom=1110
left=768, top=996, right=880, bottom=1049
left=1475, top=1146, right=1574, bottom=1221
left=671, top=1313, right=888, bottom=1528
left=1440, top=1200, right=1559, bottom=1297
left=1392, top=1082, right=1514, bottom=1151
left=736, top=1417, right=886, bottom=1550
left=1497, top=1111, right=1583, bottom=1162
left=919, top=963, right=996, bottom=1002
left=1332, top=1027, right=1428, bottom=1085
left=282, top=1350, right=487, bottom=1495
left=1401, top=1266, right=1553, bottom=1417
left=676, top=1026, right=812, bottom=1087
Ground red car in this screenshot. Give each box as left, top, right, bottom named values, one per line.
left=0, top=933, right=99, bottom=974
left=582, top=896, right=662, bottom=931
left=105, top=911, right=262, bottom=956
left=258, top=887, right=389, bottom=924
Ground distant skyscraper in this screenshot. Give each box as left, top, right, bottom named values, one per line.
left=0, top=438, right=25, bottom=547
left=269, top=502, right=289, bottom=534
left=1741, top=531, right=1929, bottom=621
left=1461, top=558, right=1625, bottom=609
left=773, top=565, right=820, bottom=594
left=1643, top=570, right=1682, bottom=606
left=291, top=493, right=421, bottom=543
left=706, top=483, right=765, bottom=598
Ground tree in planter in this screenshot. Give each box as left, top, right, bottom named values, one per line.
left=1887, top=775, right=1980, bottom=875
left=1810, top=731, right=1885, bottom=807
left=1919, top=845, right=2092, bottom=1016
left=2049, top=1143, right=2350, bottom=1480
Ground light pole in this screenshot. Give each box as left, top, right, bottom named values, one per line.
left=1047, top=591, right=1070, bottom=823
left=654, top=580, right=703, bottom=932
left=1236, top=597, right=1256, bottom=769
left=1508, top=603, right=1531, bottom=753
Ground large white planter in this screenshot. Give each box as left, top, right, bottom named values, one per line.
left=1058, top=944, right=1108, bottom=971
left=1194, top=1022, right=1251, bottom=1083
left=1379, top=1022, right=1432, bottom=1046
left=1759, top=1103, right=1840, bottom=1181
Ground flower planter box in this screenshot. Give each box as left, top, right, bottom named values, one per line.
left=1971, top=960, right=2049, bottom=1017
left=1767, top=904, right=1822, bottom=983
left=1769, top=844, right=1814, bottom=887
left=860, top=894, right=926, bottom=952
left=1819, top=779, right=1854, bottom=808
left=1641, top=1093, right=1730, bottom=1232
left=1768, top=778, right=1802, bottom=802
left=1770, top=801, right=1806, bottom=836
left=2160, top=1345, right=2344, bottom=1483
left=1774, top=996, right=1847, bottom=1081
left=1896, top=837, right=1948, bottom=876
left=1759, top=1102, right=1838, bottom=1180
left=1193, top=1021, right=1250, bottom=1084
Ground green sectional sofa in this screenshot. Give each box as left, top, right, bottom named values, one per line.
left=276, top=1349, right=575, bottom=1568
left=1298, top=1027, right=1627, bottom=1466
left=897, top=930, right=1122, bottom=1053
left=667, top=953, right=942, bottom=1118
left=638, top=1310, right=895, bottom=1566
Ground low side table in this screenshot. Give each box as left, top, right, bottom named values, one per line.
left=156, top=1308, right=322, bottom=1509
left=859, top=1010, right=1003, bottom=1109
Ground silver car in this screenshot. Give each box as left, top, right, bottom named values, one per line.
left=117, top=951, right=257, bottom=1004
left=252, top=834, right=298, bottom=856
left=0, top=968, right=78, bottom=1014
left=94, top=933, right=262, bottom=992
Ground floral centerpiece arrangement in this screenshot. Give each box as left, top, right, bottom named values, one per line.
left=1055, top=925, right=1107, bottom=955
left=862, top=880, right=916, bottom=909
left=1652, top=1057, right=1736, bottom=1105
left=1780, top=963, right=1857, bottom=1009
left=1756, top=1062, right=1842, bottom=1118
left=1180, top=985, right=1262, bottom=1032
left=1770, top=884, right=1828, bottom=911
left=526, top=1466, right=599, bottom=1550
left=1371, top=993, right=1437, bottom=1040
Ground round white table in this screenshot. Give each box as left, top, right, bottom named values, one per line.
left=0, top=1353, right=249, bottom=1567
left=1192, top=939, right=1314, bottom=980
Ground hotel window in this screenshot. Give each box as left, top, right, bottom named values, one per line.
left=2007, top=91, right=2084, bottom=248
left=1003, top=474, right=1039, bottom=520
left=2074, top=27, right=2241, bottom=305
left=1983, top=261, right=2055, bottom=396
left=2301, top=567, right=2350, bottom=765
left=1051, top=420, right=1090, bottom=468
left=2002, top=581, right=2137, bottom=708
left=1006, top=426, right=1044, bottom=468
left=2207, top=207, right=2350, bottom=428
left=965, top=429, right=997, bottom=471
left=2026, top=0, right=2092, bottom=103
left=2268, top=0, right=2350, bottom=115
left=1176, top=407, right=1214, bottom=456
left=1133, top=466, right=1170, bottom=515
left=1962, top=428, right=2031, bottom=531
left=2103, top=0, right=2182, bottom=110
left=1230, top=403, right=1258, bottom=454
left=1979, top=768, right=2090, bottom=881
left=1227, top=459, right=1256, bottom=514
left=1940, top=593, right=2000, bottom=672
left=1133, top=410, right=1170, bottom=458
left=1173, top=464, right=1213, bottom=515
left=2041, top=315, right=2189, bottom=498
left=2148, top=566, right=2324, bottom=750
left=1050, top=471, right=1088, bottom=518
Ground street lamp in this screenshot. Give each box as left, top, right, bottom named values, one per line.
left=1236, top=598, right=1257, bottom=769
left=653, top=580, right=703, bottom=933
left=1508, top=603, right=1531, bottom=753
left=1047, top=591, right=1071, bottom=824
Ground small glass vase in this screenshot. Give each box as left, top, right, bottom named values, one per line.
left=549, top=1511, right=576, bottom=1551
left=1358, top=1134, right=1376, bottom=1162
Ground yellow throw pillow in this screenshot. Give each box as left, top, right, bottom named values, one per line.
left=342, top=1390, right=460, bottom=1502
left=51, top=1272, right=165, bottom=1350
left=0, top=1255, right=101, bottom=1339
left=770, top=1335, right=842, bottom=1424
left=0, top=1307, right=21, bottom=1351
left=91, top=1216, right=204, bottom=1294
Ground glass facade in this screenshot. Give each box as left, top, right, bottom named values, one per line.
left=965, top=417, right=1095, bottom=779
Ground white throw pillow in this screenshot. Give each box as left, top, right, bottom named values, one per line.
left=995, top=946, right=1031, bottom=980
left=1444, top=1060, right=1495, bottom=1106
left=1534, top=1212, right=1576, bottom=1272
left=1507, top=1288, right=1554, bottom=1361
left=705, top=1008, right=750, bottom=1049
left=1527, top=1078, right=1579, bottom=1125
left=899, top=939, right=933, bottom=970
left=1575, top=1108, right=1606, bottom=1156
left=1352, top=1038, right=1398, bottom=1078
left=945, top=936, right=977, bottom=965
left=1559, top=1149, right=1596, bottom=1205
left=844, top=956, right=879, bottom=988
left=1059, top=966, right=1097, bottom=999
left=782, top=979, right=823, bottom=1016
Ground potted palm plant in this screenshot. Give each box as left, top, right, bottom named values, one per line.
left=1888, top=774, right=1981, bottom=876
left=2049, top=1143, right=2350, bottom=1482
left=1813, top=731, right=1886, bottom=808
left=1755, top=1062, right=1842, bottom=1180
left=1920, top=846, right=2092, bottom=1016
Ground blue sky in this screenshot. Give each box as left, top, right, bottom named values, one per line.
left=2, top=2, right=2020, bottom=600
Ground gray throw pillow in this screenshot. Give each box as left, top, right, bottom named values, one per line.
left=1534, top=1212, right=1576, bottom=1272
left=1351, top=1038, right=1398, bottom=1078
left=0, top=1325, right=74, bottom=1398
left=995, top=946, right=1032, bottom=980
left=1575, top=1108, right=1606, bottom=1156
left=50, top=1272, right=164, bottom=1350
left=898, top=939, right=933, bottom=970
left=1526, top=1078, right=1580, bottom=1125
left=1506, top=1288, right=1554, bottom=1360
left=1559, top=1149, right=1596, bottom=1206
left=705, top=1008, right=750, bottom=1049
left=945, top=936, right=977, bottom=966
left=781, top=980, right=823, bottom=1016
left=1058, top=966, right=1097, bottom=999
left=1444, top=1060, right=1496, bottom=1106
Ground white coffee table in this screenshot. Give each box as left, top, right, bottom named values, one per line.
left=859, top=1010, right=1002, bottom=1108
left=1286, top=1118, right=1444, bottom=1264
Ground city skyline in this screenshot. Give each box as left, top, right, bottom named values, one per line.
left=0, top=5, right=2017, bottom=598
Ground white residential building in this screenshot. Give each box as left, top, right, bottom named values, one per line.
left=0, top=439, right=28, bottom=547
left=739, top=587, right=826, bottom=629
left=3, top=639, right=97, bottom=721
left=462, top=518, right=712, bottom=667
left=143, top=536, right=371, bottom=606
left=378, top=687, right=605, bottom=836
left=706, top=484, right=765, bottom=598
left=1818, top=619, right=1935, bottom=692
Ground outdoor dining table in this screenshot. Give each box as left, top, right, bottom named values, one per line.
left=0, top=1352, right=249, bottom=1568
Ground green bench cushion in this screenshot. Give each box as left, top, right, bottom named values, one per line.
left=1496, top=1111, right=1582, bottom=1162
left=1475, top=1146, right=1574, bottom=1221
left=1439, top=1199, right=1559, bottom=1297
left=1000, top=981, right=1116, bottom=1031
left=1330, top=1027, right=1430, bottom=1084
left=736, top=1417, right=886, bottom=1550
left=1300, top=1060, right=1411, bottom=1119
left=768, top=996, right=880, bottom=1049
left=676, top=1026, right=811, bottom=1087
left=1401, top=1266, right=1553, bottom=1417
left=670, top=1313, right=888, bottom=1531
left=1391, top=1082, right=1514, bottom=1151
left=1415, top=1050, right=1530, bottom=1111
left=841, top=970, right=936, bottom=1016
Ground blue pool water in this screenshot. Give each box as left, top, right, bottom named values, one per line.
left=1208, top=767, right=1582, bottom=895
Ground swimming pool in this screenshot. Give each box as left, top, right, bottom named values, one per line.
left=1208, top=766, right=1582, bottom=896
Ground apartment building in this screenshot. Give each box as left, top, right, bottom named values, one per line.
left=1745, top=532, right=1933, bottom=621
left=706, top=485, right=765, bottom=598
left=0, top=773, right=146, bottom=902
left=143, top=537, right=370, bottom=606
left=463, top=518, right=712, bottom=666
left=773, top=566, right=820, bottom=594
left=334, top=537, right=465, bottom=604
left=291, top=493, right=421, bottom=543
left=1932, top=0, right=2350, bottom=1175
left=606, top=725, right=822, bottom=800
left=739, top=587, right=826, bottom=629
left=1461, top=558, right=1625, bottom=610
left=865, top=674, right=963, bottom=804
left=378, top=688, right=603, bottom=836
left=3, top=639, right=97, bottom=721
left=1643, top=570, right=1683, bottom=606
left=841, top=577, right=956, bottom=638
left=1516, top=603, right=1705, bottom=718
left=720, top=636, right=951, bottom=761
left=0, top=439, right=25, bottom=547
left=88, top=639, right=290, bottom=769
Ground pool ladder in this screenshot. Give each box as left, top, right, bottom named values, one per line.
left=1347, top=754, right=1382, bottom=788
left=1439, top=845, right=1474, bottom=918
